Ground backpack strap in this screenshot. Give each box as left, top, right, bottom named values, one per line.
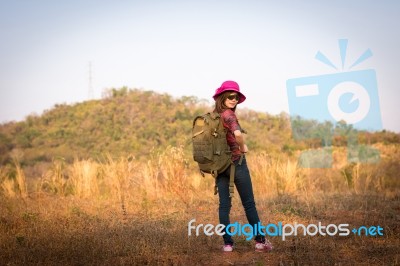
left=218, top=112, right=235, bottom=197
left=238, top=154, right=244, bottom=165
left=229, top=163, right=235, bottom=198
left=212, top=170, right=218, bottom=195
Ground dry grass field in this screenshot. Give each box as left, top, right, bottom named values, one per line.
left=1, top=145, right=399, bottom=265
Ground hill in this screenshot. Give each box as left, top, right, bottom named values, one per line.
left=0, top=87, right=398, bottom=167
left=0, top=88, right=292, bottom=166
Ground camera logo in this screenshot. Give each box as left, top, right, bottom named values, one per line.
left=286, top=39, right=382, bottom=167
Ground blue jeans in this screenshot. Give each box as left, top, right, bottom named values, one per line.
left=216, top=156, right=264, bottom=245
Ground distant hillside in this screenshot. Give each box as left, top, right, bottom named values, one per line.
left=0, top=87, right=398, bottom=166
left=0, top=88, right=292, bottom=165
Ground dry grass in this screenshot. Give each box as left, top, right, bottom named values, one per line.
left=0, top=159, right=28, bottom=198
left=0, top=144, right=399, bottom=265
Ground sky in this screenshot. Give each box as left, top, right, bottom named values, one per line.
left=0, top=0, right=399, bottom=132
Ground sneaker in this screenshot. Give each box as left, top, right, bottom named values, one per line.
left=222, top=244, right=233, bottom=252
left=255, top=239, right=273, bottom=252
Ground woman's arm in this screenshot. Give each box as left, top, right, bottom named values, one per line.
left=234, top=130, right=248, bottom=153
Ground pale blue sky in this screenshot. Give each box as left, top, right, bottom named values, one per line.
left=1, top=0, right=399, bottom=132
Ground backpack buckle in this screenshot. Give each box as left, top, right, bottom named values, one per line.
left=212, top=129, right=218, bottom=137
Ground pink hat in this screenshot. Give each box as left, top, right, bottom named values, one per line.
left=212, top=80, right=246, bottom=104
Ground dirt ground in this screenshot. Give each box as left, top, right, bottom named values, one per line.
left=1, top=193, right=399, bottom=265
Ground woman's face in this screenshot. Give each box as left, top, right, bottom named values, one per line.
left=224, top=92, right=239, bottom=109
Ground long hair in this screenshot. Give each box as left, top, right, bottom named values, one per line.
left=214, top=91, right=237, bottom=113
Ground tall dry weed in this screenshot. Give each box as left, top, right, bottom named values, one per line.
left=14, top=159, right=28, bottom=198
left=249, top=153, right=305, bottom=197
left=69, top=159, right=99, bottom=198
left=140, top=146, right=196, bottom=205
left=0, top=160, right=27, bottom=198
left=39, top=158, right=67, bottom=195
left=99, top=155, right=136, bottom=202
left=7, top=143, right=397, bottom=202
left=0, top=166, right=15, bottom=197
left=343, top=163, right=385, bottom=195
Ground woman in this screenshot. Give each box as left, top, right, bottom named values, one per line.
left=213, top=80, right=273, bottom=252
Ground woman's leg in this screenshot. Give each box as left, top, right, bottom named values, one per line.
left=234, top=156, right=265, bottom=243
left=216, top=170, right=234, bottom=245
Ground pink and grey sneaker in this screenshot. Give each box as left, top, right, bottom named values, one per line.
left=255, top=239, right=273, bottom=252
left=222, top=244, right=234, bottom=252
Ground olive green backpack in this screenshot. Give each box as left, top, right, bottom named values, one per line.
left=192, top=112, right=235, bottom=197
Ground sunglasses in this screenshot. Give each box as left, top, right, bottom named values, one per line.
left=227, top=94, right=239, bottom=101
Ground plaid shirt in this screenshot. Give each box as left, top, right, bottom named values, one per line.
left=220, top=109, right=242, bottom=162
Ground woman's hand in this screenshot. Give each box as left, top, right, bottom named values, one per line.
left=241, top=144, right=248, bottom=153
left=234, top=130, right=248, bottom=153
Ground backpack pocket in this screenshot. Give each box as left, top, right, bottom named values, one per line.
left=192, top=130, right=214, bottom=164
left=193, top=148, right=213, bottom=164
